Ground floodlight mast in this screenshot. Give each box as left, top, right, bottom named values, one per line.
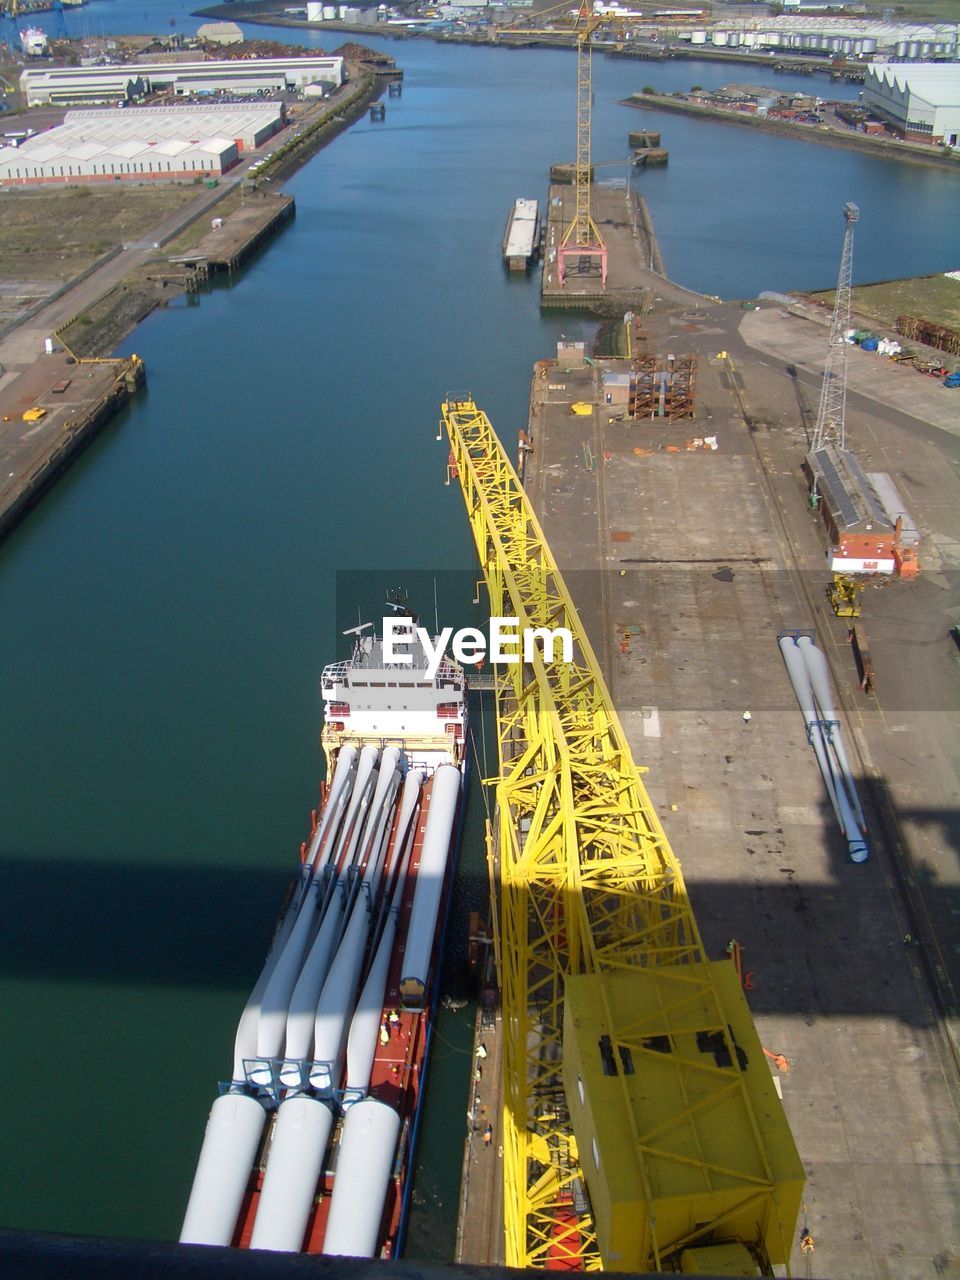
left=812, top=202, right=859, bottom=453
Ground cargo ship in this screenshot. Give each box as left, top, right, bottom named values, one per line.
left=180, top=607, right=467, bottom=1257
left=502, top=197, right=541, bottom=271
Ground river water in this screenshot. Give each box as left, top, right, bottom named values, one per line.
left=2, top=0, right=959, bottom=1256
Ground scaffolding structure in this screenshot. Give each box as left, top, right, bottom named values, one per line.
left=628, top=354, right=697, bottom=421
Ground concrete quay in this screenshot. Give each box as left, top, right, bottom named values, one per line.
left=171, top=193, right=296, bottom=282
left=501, top=299, right=960, bottom=1278
left=540, top=183, right=703, bottom=314
left=0, top=351, right=145, bottom=539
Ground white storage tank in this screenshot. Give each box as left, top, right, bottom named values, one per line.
left=322, top=5, right=336, bottom=16
left=907, top=40, right=920, bottom=57
left=690, top=28, right=706, bottom=43
left=860, top=37, right=877, bottom=54
left=307, top=1, right=323, bottom=17
left=711, top=30, right=728, bottom=45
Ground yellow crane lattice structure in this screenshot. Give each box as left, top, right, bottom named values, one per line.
left=441, top=395, right=803, bottom=1274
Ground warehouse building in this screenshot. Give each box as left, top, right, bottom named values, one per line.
left=0, top=103, right=285, bottom=185
left=196, top=22, right=245, bottom=45
left=20, top=56, right=344, bottom=106
left=862, top=63, right=960, bottom=146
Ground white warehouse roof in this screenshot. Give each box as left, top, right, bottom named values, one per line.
left=866, top=62, right=960, bottom=108
left=0, top=103, right=284, bottom=185
left=62, top=103, right=285, bottom=150
left=21, top=56, right=344, bottom=104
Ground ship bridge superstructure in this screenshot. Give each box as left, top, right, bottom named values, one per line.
left=321, top=619, right=466, bottom=772
left=440, top=395, right=803, bottom=1274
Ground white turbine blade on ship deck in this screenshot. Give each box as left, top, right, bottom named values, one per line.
left=304, top=746, right=358, bottom=874
left=309, top=886, right=372, bottom=1092
left=280, top=873, right=348, bottom=1081
left=343, top=808, right=417, bottom=1101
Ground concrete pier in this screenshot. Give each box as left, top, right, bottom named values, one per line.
left=540, top=183, right=696, bottom=313
left=171, top=193, right=295, bottom=280
left=0, top=351, right=145, bottom=540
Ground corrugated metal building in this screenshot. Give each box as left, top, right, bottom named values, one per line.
left=805, top=445, right=898, bottom=573
left=0, top=103, right=284, bottom=185
left=20, top=56, right=344, bottom=106
left=863, top=63, right=960, bottom=146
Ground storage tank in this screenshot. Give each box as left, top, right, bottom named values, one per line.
left=345, top=6, right=361, bottom=19
left=841, top=38, right=853, bottom=53
left=742, top=31, right=757, bottom=47
left=727, top=31, right=740, bottom=47
left=711, top=30, right=728, bottom=45
left=895, top=39, right=909, bottom=56
left=306, top=1, right=323, bottom=17
left=860, top=37, right=877, bottom=53
left=907, top=40, right=920, bottom=57
left=919, top=40, right=932, bottom=55
left=322, top=5, right=336, bottom=17
left=690, top=28, right=706, bottom=43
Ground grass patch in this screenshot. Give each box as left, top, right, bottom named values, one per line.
left=811, top=273, right=960, bottom=333
left=0, top=185, right=200, bottom=283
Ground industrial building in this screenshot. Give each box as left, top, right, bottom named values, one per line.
left=804, top=444, right=918, bottom=575
left=0, top=103, right=285, bottom=186
left=863, top=62, right=960, bottom=146
left=196, top=22, right=245, bottom=45
left=19, top=56, right=344, bottom=106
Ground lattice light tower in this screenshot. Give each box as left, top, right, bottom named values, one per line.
left=558, top=0, right=608, bottom=287
left=812, top=201, right=859, bottom=453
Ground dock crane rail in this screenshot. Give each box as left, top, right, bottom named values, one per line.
left=441, top=395, right=803, bottom=1274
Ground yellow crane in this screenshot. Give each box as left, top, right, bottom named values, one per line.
left=441, top=395, right=803, bottom=1273
left=498, top=0, right=608, bottom=285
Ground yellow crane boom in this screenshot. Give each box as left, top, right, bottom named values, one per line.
left=441, top=395, right=803, bottom=1274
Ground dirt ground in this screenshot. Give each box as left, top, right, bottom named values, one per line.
left=0, top=184, right=203, bottom=326
left=810, top=273, right=960, bottom=333
left=0, top=185, right=200, bottom=284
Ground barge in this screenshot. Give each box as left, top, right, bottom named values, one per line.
left=502, top=197, right=541, bottom=272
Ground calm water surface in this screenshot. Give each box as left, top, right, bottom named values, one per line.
left=2, top=0, right=959, bottom=1254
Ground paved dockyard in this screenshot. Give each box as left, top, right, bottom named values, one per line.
left=540, top=183, right=701, bottom=312
left=0, top=351, right=144, bottom=538
left=485, top=300, right=960, bottom=1278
